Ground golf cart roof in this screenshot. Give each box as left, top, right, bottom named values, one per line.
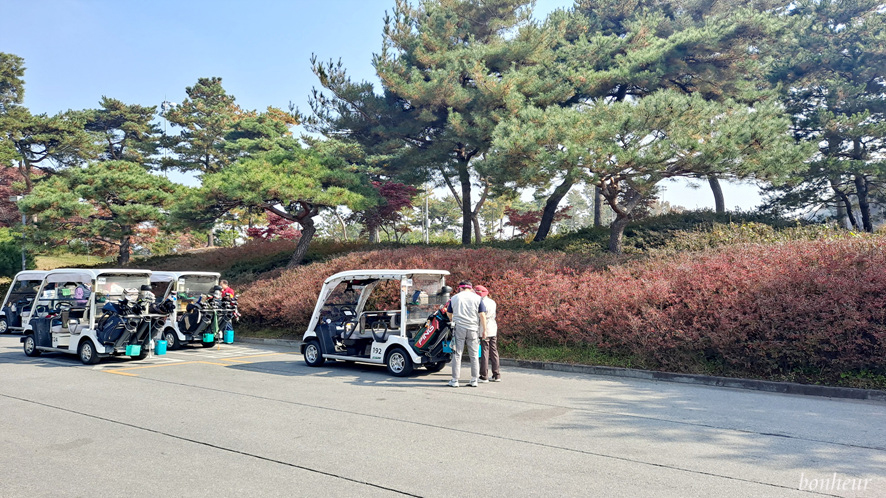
left=151, top=271, right=221, bottom=282
left=11, top=270, right=48, bottom=281
left=323, top=269, right=449, bottom=285
left=42, top=268, right=152, bottom=283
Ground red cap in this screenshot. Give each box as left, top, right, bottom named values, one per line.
left=475, top=285, right=488, bottom=297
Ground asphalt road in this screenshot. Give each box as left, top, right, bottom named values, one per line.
left=1, top=335, right=884, bottom=497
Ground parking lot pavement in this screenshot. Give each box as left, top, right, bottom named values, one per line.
left=1, top=334, right=884, bottom=497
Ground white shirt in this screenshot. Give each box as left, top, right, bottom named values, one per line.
left=481, top=297, right=497, bottom=337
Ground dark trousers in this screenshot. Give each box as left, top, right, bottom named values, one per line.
left=480, top=335, right=500, bottom=380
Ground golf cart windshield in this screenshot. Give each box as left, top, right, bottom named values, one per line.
left=319, top=281, right=365, bottom=323
left=175, top=275, right=218, bottom=301
left=94, top=274, right=151, bottom=303
left=7, top=279, right=42, bottom=304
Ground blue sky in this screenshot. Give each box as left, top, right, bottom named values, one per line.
left=1, top=0, right=762, bottom=210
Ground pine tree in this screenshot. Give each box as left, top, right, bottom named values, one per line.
left=309, top=0, right=550, bottom=244
left=162, top=77, right=244, bottom=175
left=763, top=0, right=886, bottom=231
left=0, top=53, right=26, bottom=167
left=181, top=138, right=373, bottom=266
left=486, top=1, right=810, bottom=251
left=82, top=96, right=159, bottom=163
left=20, top=161, right=179, bottom=265
left=492, top=90, right=806, bottom=252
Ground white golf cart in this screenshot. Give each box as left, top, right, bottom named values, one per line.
left=20, top=268, right=158, bottom=364
left=301, top=269, right=453, bottom=376
left=149, top=271, right=222, bottom=349
left=0, top=270, right=47, bottom=334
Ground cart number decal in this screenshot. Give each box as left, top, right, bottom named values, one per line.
left=372, top=347, right=383, bottom=359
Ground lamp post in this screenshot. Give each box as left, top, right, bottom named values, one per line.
left=9, top=195, right=25, bottom=271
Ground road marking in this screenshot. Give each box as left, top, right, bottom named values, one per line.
left=99, top=353, right=292, bottom=376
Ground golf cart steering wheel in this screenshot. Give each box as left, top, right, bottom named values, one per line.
left=54, top=301, right=73, bottom=313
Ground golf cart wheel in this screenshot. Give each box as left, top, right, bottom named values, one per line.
left=78, top=339, right=100, bottom=365
left=303, top=340, right=325, bottom=367
left=133, top=341, right=150, bottom=360
left=425, top=361, right=446, bottom=373
left=385, top=347, right=414, bottom=377
left=23, top=335, right=40, bottom=357
left=0, top=316, right=8, bottom=334
left=163, top=329, right=179, bottom=350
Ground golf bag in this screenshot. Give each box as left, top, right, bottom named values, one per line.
left=411, top=305, right=451, bottom=354
left=217, top=294, right=238, bottom=334
left=96, top=298, right=143, bottom=347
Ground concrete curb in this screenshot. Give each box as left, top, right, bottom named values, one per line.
left=237, top=337, right=886, bottom=402
left=237, top=337, right=304, bottom=349
left=501, top=359, right=886, bottom=402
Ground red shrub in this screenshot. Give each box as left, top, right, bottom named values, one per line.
left=237, top=239, right=886, bottom=378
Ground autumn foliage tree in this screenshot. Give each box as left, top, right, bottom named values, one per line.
left=505, top=205, right=571, bottom=238
left=350, top=181, right=418, bottom=243
left=0, top=167, right=29, bottom=227
left=246, top=212, right=301, bottom=241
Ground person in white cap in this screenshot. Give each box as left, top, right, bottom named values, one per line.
left=446, top=280, right=487, bottom=387
left=475, top=285, right=500, bottom=382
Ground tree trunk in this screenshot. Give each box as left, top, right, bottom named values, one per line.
left=18, top=159, right=34, bottom=192
left=599, top=179, right=643, bottom=254
left=368, top=225, right=379, bottom=243
left=117, top=234, right=131, bottom=266
left=835, top=201, right=851, bottom=229
left=608, top=215, right=630, bottom=254
left=472, top=215, right=482, bottom=244
left=594, top=186, right=603, bottom=228
left=458, top=161, right=473, bottom=245
left=708, top=174, right=725, bottom=214
left=534, top=173, right=575, bottom=242
left=830, top=180, right=858, bottom=230
left=287, top=221, right=316, bottom=267
left=334, top=210, right=349, bottom=241
left=207, top=230, right=215, bottom=247
left=470, top=181, right=489, bottom=244
left=854, top=175, right=873, bottom=232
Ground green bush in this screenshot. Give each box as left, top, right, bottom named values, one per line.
left=0, top=227, right=34, bottom=278
left=486, top=209, right=810, bottom=254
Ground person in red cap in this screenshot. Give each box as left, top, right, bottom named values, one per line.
left=474, top=285, right=500, bottom=382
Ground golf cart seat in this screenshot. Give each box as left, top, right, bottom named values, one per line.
left=360, top=311, right=400, bottom=343
left=57, top=306, right=88, bottom=335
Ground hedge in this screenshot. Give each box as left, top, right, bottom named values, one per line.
left=236, top=239, right=886, bottom=382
